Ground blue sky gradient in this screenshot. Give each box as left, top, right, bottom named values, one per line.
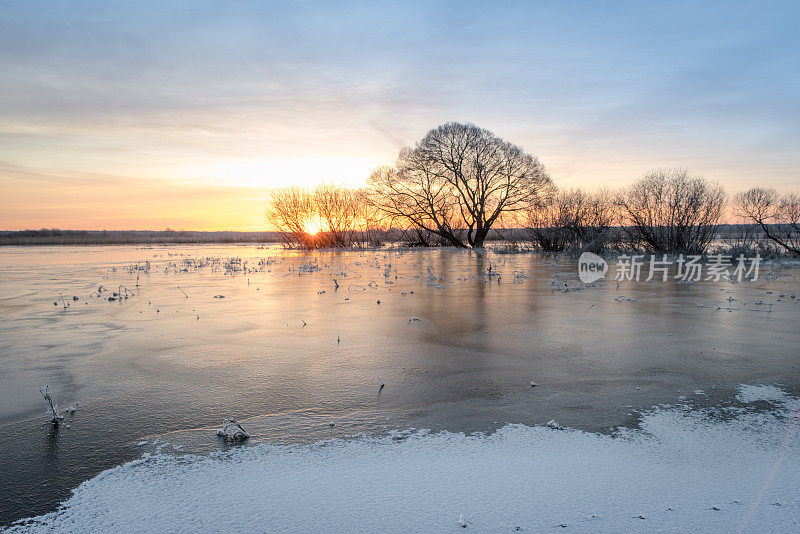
left=1, top=0, right=798, bottom=229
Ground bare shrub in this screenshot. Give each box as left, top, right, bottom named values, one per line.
left=525, top=189, right=614, bottom=253
left=577, top=189, right=615, bottom=253
left=615, top=169, right=725, bottom=254
left=734, top=188, right=800, bottom=256
left=526, top=190, right=574, bottom=252
left=267, top=185, right=386, bottom=249
left=353, top=190, right=392, bottom=247
left=314, top=184, right=361, bottom=247
left=266, top=187, right=317, bottom=248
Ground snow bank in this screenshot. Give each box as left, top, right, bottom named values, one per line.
left=9, top=387, right=800, bottom=533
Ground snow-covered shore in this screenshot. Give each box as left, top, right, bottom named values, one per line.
left=8, top=386, right=799, bottom=533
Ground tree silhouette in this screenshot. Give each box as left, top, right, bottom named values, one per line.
left=369, top=122, right=552, bottom=248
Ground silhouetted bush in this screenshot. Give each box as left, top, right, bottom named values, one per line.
left=734, top=188, right=800, bottom=256
left=525, top=189, right=613, bottom=253
left=266, top=185, right=388, bottom=249
left=615, top=169, right=725, bottom=254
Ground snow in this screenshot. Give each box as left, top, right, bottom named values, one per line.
left=545, top=419, right=564, bottom=430
left=736, top=384, right=789, bottom=404
left=9, top=386, right=799, bottom=533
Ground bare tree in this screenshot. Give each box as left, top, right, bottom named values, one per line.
left=266, top=187, right=316, bottom=248
left=735, top=188, right=800, bottom=255
left=369, top=122, right=552, bottom=248
left=267, top=185, right=387, bottom=249
left=615, top=169, right=725, bottom=254
left=314, top=184, right=361, bottom=247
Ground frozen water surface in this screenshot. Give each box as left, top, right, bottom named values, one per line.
left=7, top=391, right=800, bottom=533
left=0, top=244, right=798, bottom=529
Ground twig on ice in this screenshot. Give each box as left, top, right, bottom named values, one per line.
left=39, top=385, right=62, bottom=423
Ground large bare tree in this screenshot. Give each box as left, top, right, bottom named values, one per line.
left=369, top=122, right=552, bottom=248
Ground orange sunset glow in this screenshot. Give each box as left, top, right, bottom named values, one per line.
left=1, top=3, right=798, bottom=231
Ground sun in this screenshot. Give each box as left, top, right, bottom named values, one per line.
left=303, top=216, right=326, bottom=235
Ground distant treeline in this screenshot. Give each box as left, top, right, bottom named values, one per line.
left=0, top=228, right=502, bottom=246
left=0, top=229, right=285, bottom=246
left=0, top=225, right=788, bottom=252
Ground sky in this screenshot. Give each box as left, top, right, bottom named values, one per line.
left=0, top=0, right=798, bottom=231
